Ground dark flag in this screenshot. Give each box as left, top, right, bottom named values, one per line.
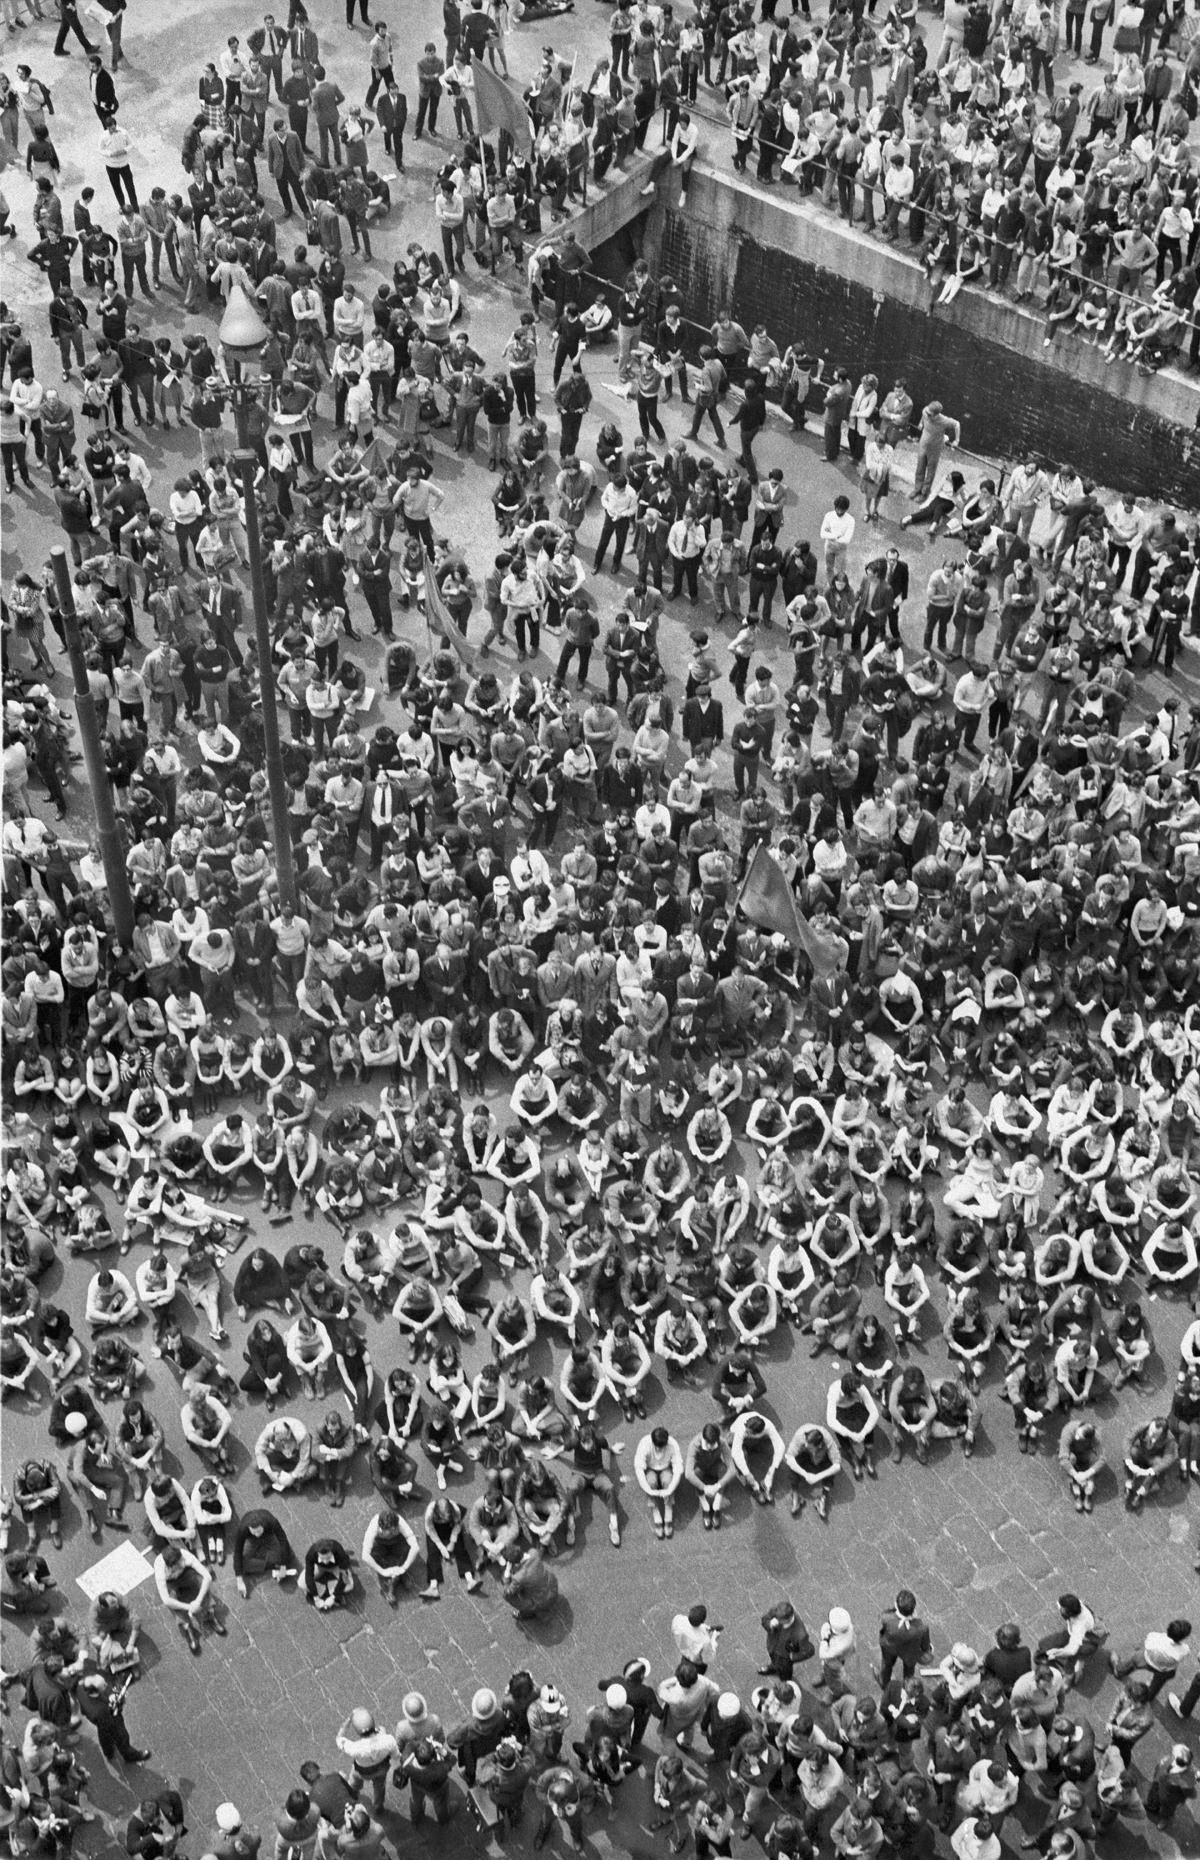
left=471, top=57, right=533, bottom=153
left=738, top=844, right=846, bottom=977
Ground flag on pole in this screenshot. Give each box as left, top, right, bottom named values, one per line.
left=357, top=433, right=391, bottom=475
left=555, top=51, right=578, bottom=122
left=423, top=552, right=477, bottom=670
left=738, top=844, right=846, bottom=978
left=471, top=57, right=533, bottom=153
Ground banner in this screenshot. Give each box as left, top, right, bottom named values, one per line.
left=738, top=844, right=846, bottom=978
left=424, top=552, right=476, bottom=670
left=471, top=58, right=533, bottom=153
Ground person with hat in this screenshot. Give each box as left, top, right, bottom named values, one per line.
left=210, top=1803, right=257, bottom=1860
left=390, top=1693, right=441, bottom=1762
left=817, top=1607, right=857, bottom=1701
left=446, top=1689, right=508, bottom=1786
left=591, top=1661, right=655, bottom=1748
left=697, top=1690, right=753, bottom=1774
left=524, top=1686, right=570, bottom=1766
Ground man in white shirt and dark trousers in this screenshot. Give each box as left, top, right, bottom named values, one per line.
left=594, top=474, right=637, bottom=575
left=671, top=1603, right=723, bottom=1674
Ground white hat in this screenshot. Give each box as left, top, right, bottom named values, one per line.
left=541, top=1685, right=567, bottom=1714
left=604, top=1684, right=627, bottom=1711
left=717, top=1693, right=741, bottom=1720
left=351, top=1708, right=374, bottom=1734
left=828, top=1608, right=852, bottom=1633
left=215, top=1807, right=241, bottom=1833
left=401, top=1694, right=428, bottom=1724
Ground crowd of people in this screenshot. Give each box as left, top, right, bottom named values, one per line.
left=5, top=1577, right=1200, bottom=1859
left=639, top=0, right=1200, bottom=370
left=2, top=0, right=1200, bottom=1856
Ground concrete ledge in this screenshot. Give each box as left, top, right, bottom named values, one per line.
left=673, top=164, right=1198, bottom=436
left=566, top=160, right=657, bottom=255
left=564, top=161, right=1200, bottom=499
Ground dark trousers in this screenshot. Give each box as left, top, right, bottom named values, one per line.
left=671, top=555, right=700, bottom=601
left=594, top=514, right=629, bottom=572
left=748, top=572, right=777, bottom=623
left=733, top=751, right=759, bottom=796
left=2, top=441, right=32, bottom=488
left=607, top=662, right=635, bottom=704
left=95, top=1712, right=142, bottom=1763
left=121, top=250, right=152, bottom=296
left=106, top=165, right=139, bottom=211
left=277, top=171, right=308, bottom=217
left=415, top=89, right=440, bottom=135
left=513, top=610, right=540, bottom=655
left=923, top=605, right=952, bottom=651
left=555, top=640, right=592, bottom=686
left=424, top=1534, right=476, bottom=1584
left=126, top=372, right=156, bottom=425
left=363, top=583, right=393, bottom=637
left=637, top=393, right=665, bottom=441
left=954, top=708, right=981, bottom=749
left=404, top=516, right=435, bottom=553
left=559, top=411, right=582, bottom=457
left=440, top=222, right=465, bottom=272
left=54, top=3, right=95, bottom=52
left=553, top=341, right=580, bottom=386
left=689, top=401, right=725, bottom=444
left=365, top=64, right=392, bottom=106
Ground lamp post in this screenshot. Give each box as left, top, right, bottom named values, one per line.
left=49, top=547, right=135, bottom=944
left=217, top=284, right=298, bottom=914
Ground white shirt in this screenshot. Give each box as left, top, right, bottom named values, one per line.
left=672, top=1612, right=720, bottom=1664
left=820, top=509, right=855, bottom=548
left=601, top=481, right=638, bottom=521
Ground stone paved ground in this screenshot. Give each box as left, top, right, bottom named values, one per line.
left=2, top=0, right=1200, bottom=1851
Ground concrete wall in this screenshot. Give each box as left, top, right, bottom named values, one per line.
left=582, top=163, right=1199, bottom=503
